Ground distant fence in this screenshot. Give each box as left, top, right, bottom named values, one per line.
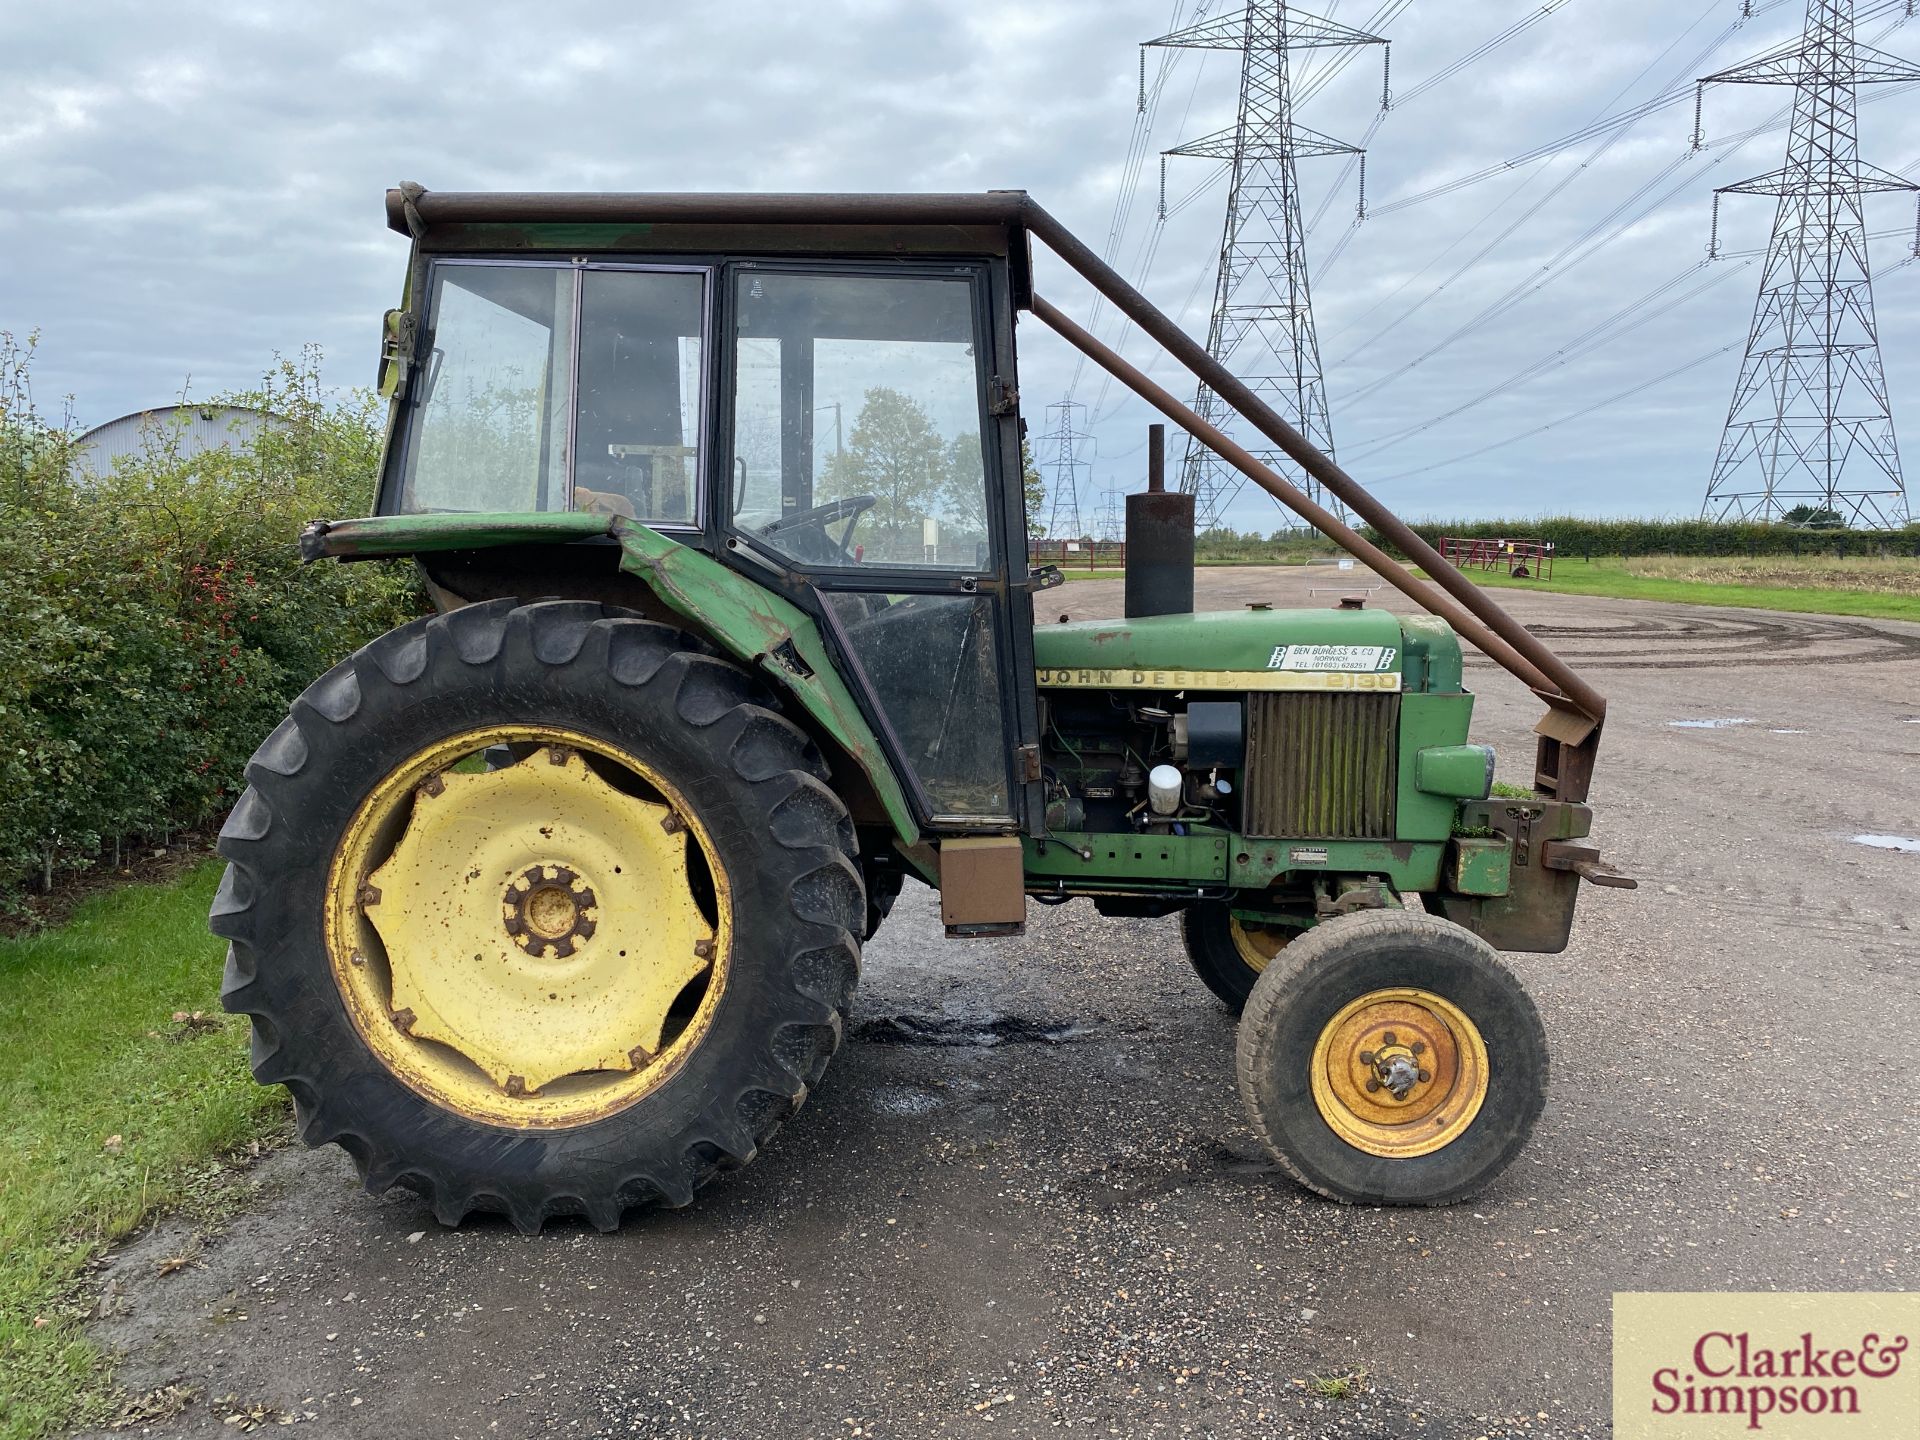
left=1032, top=539, right=1126, bottom=570
left=1440, top=536, right=1555, bottom=580
left=1368, top=517, right=1920, bottom=559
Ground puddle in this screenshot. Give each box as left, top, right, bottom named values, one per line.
left=1668, top=717, right=1754, bottom=729
left=852, top=1014, right=1095, bottom=1047
left=1852, top=834, right=1920, bottom=854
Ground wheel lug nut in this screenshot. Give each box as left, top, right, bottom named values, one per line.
left=1417, top=1069, right=1431, bottom=1083
left=1364, top=1077, right=1381, bottom=1093
left=1359, top=1050, right=1376, bottom=1065
left=1381, top=1031, right=1397, bottom=1046
left=1411, top=1040, right=1426, bottom=1055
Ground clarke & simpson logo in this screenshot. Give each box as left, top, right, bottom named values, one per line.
left=1614, top=1294, right=1919, bottom=1439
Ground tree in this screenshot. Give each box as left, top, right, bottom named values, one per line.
left=1021, top=435, right=1045, bottom=538
left=1782, top=504, right=1844, bottom=530
left=820, top=386, right=946, bottom=538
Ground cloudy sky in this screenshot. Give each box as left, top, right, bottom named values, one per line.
left=8, top=0, right=1920, bottom=528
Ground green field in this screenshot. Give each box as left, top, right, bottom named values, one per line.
left=1427, top=554, right=1920, bottom=623
left=0, top=863, right=283, bottom=1439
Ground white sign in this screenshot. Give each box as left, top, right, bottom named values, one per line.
left=1267, top=644, right=1396, bottom=673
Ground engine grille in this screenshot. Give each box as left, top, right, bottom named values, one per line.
left=1242, top=692, right=1399, bottom=839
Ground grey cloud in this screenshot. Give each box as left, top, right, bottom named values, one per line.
left=6, top=1, right=1918, bottom=525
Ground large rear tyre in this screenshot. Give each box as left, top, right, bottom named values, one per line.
left=212, top=600, right=864, bottom=1232
left=1235, top=910, right=1547, bottom=1206
left=1180, top=901, right=1292, bottom=1013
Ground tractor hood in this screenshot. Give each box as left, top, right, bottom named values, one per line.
left=1034, top=609, right=1463, bottom=694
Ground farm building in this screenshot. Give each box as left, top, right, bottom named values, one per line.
left=70, top=403, right=279, bottom=476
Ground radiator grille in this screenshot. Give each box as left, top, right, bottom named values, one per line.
left=1242, top=692, right=1399, bottom=839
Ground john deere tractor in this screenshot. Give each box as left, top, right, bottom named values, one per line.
left=212, top=187, right=1630, bottom=1231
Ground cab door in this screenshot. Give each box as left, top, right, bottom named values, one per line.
left=720, top=260, right=1038, bottom=832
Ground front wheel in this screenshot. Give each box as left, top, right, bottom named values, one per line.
left=1235, top=910, right=1547, bottom=1206
left=1180, top=901, right=1292, bottom=1013
left=212, top=600, right=864, bottom=1231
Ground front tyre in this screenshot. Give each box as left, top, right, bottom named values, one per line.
left=1235, top=910, right=1547, bottom=1206
left=1181, top=901, right=1293, bottom=1013
left=211, top=600, right=864, bottom=1232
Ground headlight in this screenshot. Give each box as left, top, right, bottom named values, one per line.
left=1414, top=743, right=1495, bottom=800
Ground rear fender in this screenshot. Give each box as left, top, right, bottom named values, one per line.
left=301, top=513, right=920, bottom=848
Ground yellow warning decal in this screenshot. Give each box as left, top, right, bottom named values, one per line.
left=1035, top=667, right=1402, bottom=692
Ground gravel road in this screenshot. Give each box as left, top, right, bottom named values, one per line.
left=80, top=567, right=1920, bottom=1438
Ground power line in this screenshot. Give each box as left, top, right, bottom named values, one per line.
left=1041, top=399, right=1094, bottom=538
left=1368, top=340, right=1744, bottom=487
left=1698, top=0, right=1917, bottom=527
left=1149, top=1, right=1388, bottom=526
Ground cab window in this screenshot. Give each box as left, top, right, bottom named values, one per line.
left=729, top=271, right=992, bottom=569
left=396, top=262, right=706, bottom=525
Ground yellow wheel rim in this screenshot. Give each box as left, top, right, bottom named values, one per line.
left=1309, top=987, right=1489, bottom=1158
left=324, top=726, right=729, bottom=1129
left=1228, top=916, right=1290, bottom=974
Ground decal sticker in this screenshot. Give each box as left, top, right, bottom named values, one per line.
left=1288, top=846, right=1330, bottom=866
left=1035, top=667, right=1400, bottom=692
left=1267, top=644, right=1397, bottom=672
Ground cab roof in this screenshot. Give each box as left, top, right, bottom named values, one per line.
left=385, top=184, right=1034, bottom=296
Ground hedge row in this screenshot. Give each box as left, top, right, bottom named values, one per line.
left=0, top=338, right=421, bottom=906
left=1359, top=515, right=1920, bottom=559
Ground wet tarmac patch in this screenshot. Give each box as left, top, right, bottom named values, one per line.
left=852, top=1014, right=1095, bottom=1047
left=866, top=1085, right=946, bottom=1116
left=1668, top=717, right=1753, bottom=729
left=1851, top=834, right=1920, bottom=854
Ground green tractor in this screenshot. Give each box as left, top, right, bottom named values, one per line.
left=212, top=187, right=1630, bottom=1231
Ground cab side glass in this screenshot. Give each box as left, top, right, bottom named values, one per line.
left=401, top=264, right=574, bottom=514
left=730, top=272, right=992, bottom=570
left=825, top=592, right=1010, bottom=818
left=573, top=269, right=705, bottom=524
left=397, top=263, right=706, bottom=524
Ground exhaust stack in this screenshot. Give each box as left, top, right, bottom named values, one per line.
left=1123, top=423, right=1195, bottom=619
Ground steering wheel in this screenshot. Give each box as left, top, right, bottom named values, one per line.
left=762, top=493, right=879, bottom=564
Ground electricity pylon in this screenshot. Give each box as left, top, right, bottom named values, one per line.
left=1041, top=399, right=1092, bottom=538
left=1148, top=2, right=1386, bottom=529
left=1698, top=0, right=1917, bottom=527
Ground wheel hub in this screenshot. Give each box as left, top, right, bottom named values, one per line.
left=326, top=731, right=729, bottom=1126
left=503, top=864, right=599, bottom=958
left=1310, top=988, right=1488, bottom=1158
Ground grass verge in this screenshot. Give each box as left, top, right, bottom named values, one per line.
left=1423, top=555, right=1920, bottom=623
left=0, top=861, right=284, bottom=1439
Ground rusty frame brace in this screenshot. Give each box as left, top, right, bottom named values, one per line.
left=1017, top=202, right=1607, bottom=805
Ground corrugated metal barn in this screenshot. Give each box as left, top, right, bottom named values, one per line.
left=70, top=403, right=278, bottom=476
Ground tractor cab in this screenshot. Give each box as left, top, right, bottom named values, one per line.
left=367, top=192, right=1040, bottom=833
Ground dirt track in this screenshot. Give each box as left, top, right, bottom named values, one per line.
left=81, top=567, right=1920, bottom=1438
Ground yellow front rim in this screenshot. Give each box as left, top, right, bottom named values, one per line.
left=324, top=726, right=729, bottom=1129
left=1228, top=916, right=1291, bottom=974
left=1309, top=987, right=1489, bottom=1158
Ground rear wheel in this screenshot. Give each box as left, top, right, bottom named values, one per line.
left=1235, top=910, right=1547, bottom=1206
left=1180, top=901, right=1293, bottom=1013
left=212, top=600, right=864, bottom=1231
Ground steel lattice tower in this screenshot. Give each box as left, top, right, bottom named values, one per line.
left=1148, top=3, right=1385, bottom=529
left=1698, top=0, right=1918, bottom=527
left=1041, top=399, right=1092, bottom=538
